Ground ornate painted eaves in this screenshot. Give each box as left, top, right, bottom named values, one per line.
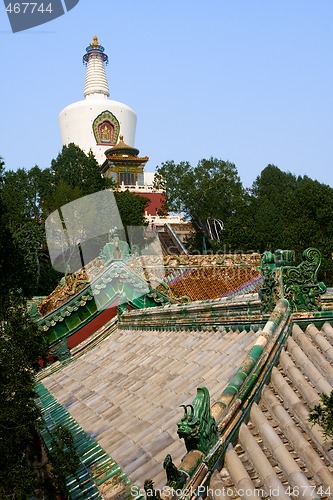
left=31, top=258, right=172, bottom=350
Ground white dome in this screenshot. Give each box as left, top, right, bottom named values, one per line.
left=58, top=36, right=137, bottom=165
left=59, top=97, right=137, bottom=165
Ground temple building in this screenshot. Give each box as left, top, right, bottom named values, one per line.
left=100, top=136, right=148, bottom=187
left=58, top=37, right=158, bottom=199
left=58, top=36, right=193, bottom=236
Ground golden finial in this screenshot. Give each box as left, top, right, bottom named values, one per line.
left=119, top=135, right=124, bottom=142
left=90, top=35, right=100, bottom=47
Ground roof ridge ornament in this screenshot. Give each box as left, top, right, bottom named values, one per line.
left=177, top=386, right=218, bottom=455
left=90, top=35, right=100, bottom=47
left=259, top=247, right=327, bottom=313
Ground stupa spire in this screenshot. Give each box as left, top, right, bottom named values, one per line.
left=83, top=36, right=109, bottom=98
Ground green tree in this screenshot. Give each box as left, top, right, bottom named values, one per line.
left=43, top=143, right=112, bottom=215
left=0, top=298, right=47, bottom=498
left=0, top=146, right=114, bottom=296
left=0, top=172, right=47, bottom=496
left=1, top=166, right=62, bottom=296
left=154, top=157, right=245, bottom=252
left=223, top=164, right=333, bottom=284
left=115, top=189, right=150, bottom=228
left=309, top=391, right=333, bottom=449
left=222, top=190, right=258, bottom=253
left=249, top=165, right=298, bottom=252
left=1, top=165, right=53, bottom=227
left=0, top=295, right=80, bottom=498
left=0, top=165, right=34, bottom=297
left=44, top=178, right=84, bottom=215
left=1, top=167, right=35, bottom=230
left=43, top=424, right=80, bottom=497
left=283, top=176, right=333, bottom=284
left=0, top=158, right=80, bottom=498
left=1, top=145, right=152, bottom=295
left=48, top=143, right=108, bottom=204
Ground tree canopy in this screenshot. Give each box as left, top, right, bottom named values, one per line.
left=309, top=390, right=333, bottom=450
left=155, top=158, right=333, bottom=284
left=0, top=155, right=82, bottom=497
left=0, top=170, right=45, bottom=496
left=154, top=157, right=245, bottom=251
left=0, top=144, right=151, bottom=296
left=115, top=190, right=150, bottom=228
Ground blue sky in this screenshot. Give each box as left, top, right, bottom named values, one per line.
left=1, top=0, right=332, bottom=188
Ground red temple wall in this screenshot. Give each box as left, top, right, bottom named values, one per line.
left=135, top=192, right=165, bottom=216
left=67, top=304, right=118, bottom=349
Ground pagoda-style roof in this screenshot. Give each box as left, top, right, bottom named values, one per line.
left=105, top=135, right=140, bottom=157
left=100, top=136, right=149, bottom=173
left=29, top=240, right=172, bottom=352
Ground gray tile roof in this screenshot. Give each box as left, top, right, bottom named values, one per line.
left=36, top=290, right=333, bottom=500
left=41, top=326, right=260, bottom=491
left=211, top=322, right=333, bottom=499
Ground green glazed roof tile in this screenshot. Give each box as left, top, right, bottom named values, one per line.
left=35, top=381, right=141, bottom=499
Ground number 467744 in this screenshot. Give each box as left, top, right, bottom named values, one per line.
left=5, top=3, right=53, bottom=14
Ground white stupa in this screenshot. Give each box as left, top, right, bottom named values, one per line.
left=58, top=36, right=137, bottom=165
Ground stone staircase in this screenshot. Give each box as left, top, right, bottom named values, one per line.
left=209, top=322, right=333, bottom=499
left=41, top=325, right=260, bottom=490
left=158, top=230, right=183, bottom=255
